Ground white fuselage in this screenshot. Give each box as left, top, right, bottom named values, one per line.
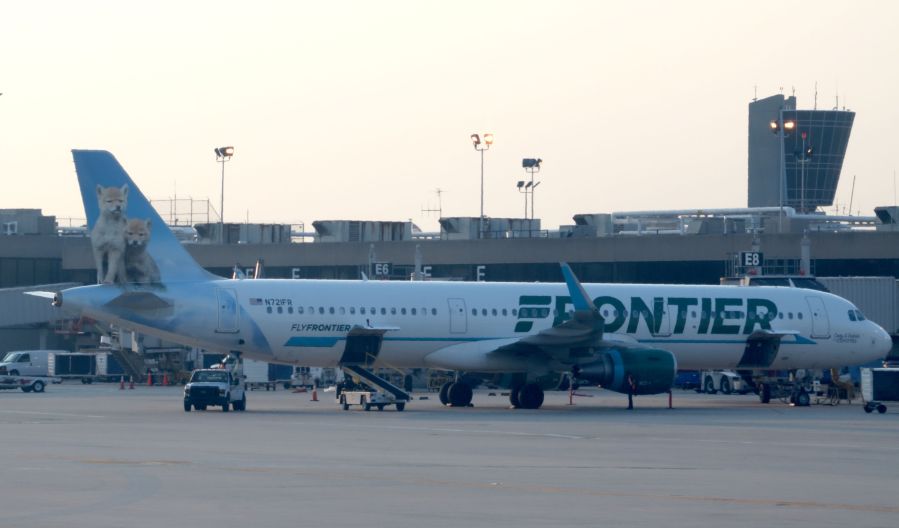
left=200, top=279, right=890, bottom=372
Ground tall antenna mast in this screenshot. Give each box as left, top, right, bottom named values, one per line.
left=848, top=174, right=856, bottom=216
left=814, top=81, right=818, bottom=110
left=421, top=188, right=444, bottom=218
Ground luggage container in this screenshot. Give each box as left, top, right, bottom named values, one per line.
left=861, top=367, right=899, bottom=414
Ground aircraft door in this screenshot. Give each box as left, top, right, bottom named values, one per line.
left=806, top=296, right=830, bottom=339
left=216, top=288, right=240, bottom=333
left=448, top=298, right=467, bottom=334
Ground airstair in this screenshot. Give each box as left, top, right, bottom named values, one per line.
left=341, top=365, right=410, bottom=402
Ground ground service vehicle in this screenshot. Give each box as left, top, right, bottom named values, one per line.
left=0, top=350, right=59, bottom=377
left=183, top=369, right=246, bottom=412
left=0, top=375, right=50, bottom=393
left=339, top=390, right=405, bottom=411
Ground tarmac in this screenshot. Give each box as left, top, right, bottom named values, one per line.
left=0, top=382, right=897, bottom=528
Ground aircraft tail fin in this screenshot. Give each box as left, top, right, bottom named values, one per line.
left=73, top=150, right=215, bottom=284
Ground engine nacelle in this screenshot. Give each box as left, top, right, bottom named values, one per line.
left=574, top=347, right=676, bottom=395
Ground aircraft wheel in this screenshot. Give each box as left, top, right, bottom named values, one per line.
left=509, top=385, right=522, bottom=408
left=719, top=377, right=732, bottom=395
left=517, top=383, right=545, bottom=409
left=448, top=382, right=473, bottom=407
left=438, top=382, right=452, bottom=406
left=759, top=383, right=771, bottom=404
left=704, top=376, right=716, bottom=394
left=795, top=390, right=811, bottom=407
left=877, top=404, right=887, bottom=414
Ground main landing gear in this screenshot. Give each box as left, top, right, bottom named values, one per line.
left=439, top=381, right=473, bottom=407
left=438, top=381, right=546, bottom=409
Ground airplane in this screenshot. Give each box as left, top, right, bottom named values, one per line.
left=32, top=150, right=893, bottom=409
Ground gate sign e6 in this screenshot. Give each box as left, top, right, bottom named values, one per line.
left=374, top=262, right=391, bottom=278
left=741, top=252, right=764, bottom=267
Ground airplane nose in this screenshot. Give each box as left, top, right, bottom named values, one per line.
left=873, top=325, right=893, bottom=359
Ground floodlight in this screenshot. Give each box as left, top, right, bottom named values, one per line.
left=470, top=134, right=480, bottom=147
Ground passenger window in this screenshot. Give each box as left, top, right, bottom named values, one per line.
left=422, top=307, right=427, bottom=316
left=690, top=311, right=696, bottom=318
left=360, top=307, right=366, bottom=315
left=431, top=308, right=437, bottom=315
left=411, top=308, right=417, bottom=315
left=318, top=307, right=325, bottom=314
left=788, top=313, right=793, bottom=320
left=339, top=307, right=346, bottom=315
left=472, top=309, right=477, bottom=316
left=481, top=309, right=487, bottom=316
left=391, top=307, right=397, bottom=315
left=308, top=306, right=314, bottom=315
left=329, top=307, right=335, bottom=315
left=277, top=307, right=283, bottom=314
left=511, top=308, right=518, bottom=316
left=502, top=308, right=507, bottom=316
left=371, top=307, right=376, bottom=315
left=298, top=307, right=304, bottom=314
left=267, top=307, right=273, bottom=314
left=778, top=312, right=784, bottom=319
left=380, top=308, right=386, bottom=315
left=797, top=312, right=803, bottom=320
left=492, top=309, right=497, bottom=316
left=401, top=308, right=407, bottom=315
left=350, top=307, right=355, bottom=315
left=288, top=307, right=293, bottom=314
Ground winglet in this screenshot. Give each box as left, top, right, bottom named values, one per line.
left=560, top=263, right=596, bottom=311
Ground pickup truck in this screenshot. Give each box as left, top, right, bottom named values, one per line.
left=183, top=369, right=246, bottom=412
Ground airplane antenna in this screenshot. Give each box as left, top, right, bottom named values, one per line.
left=814, top=81, right=818, bottom=110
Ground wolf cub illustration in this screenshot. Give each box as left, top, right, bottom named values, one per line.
left=91, top=184, right=128, bottom=284
left=124, top=218, right=161, bottom=285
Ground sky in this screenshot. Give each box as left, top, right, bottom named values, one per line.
left=1, top=0, right=897, bottom=232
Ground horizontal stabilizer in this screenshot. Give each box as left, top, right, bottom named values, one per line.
left=105, top=291, right=173, bottom=311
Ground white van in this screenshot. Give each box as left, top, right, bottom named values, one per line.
left=0, top=350, right=63, bottom=377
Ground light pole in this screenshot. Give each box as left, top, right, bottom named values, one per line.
left=214, top=146, right=234, bottom=244
left=522, top=158, right=542, bottom=221
left=769, top=116, right=794, bottom=231
left=470, top=133, right=493, bottom=238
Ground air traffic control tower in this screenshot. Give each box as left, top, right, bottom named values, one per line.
left=748, top=94, right=855, bottom=213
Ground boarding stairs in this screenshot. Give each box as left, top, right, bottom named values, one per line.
left=341, top=365, right=410, bottom=402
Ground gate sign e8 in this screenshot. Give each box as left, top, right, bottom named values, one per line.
left=741, top=251, right=764, bottom=267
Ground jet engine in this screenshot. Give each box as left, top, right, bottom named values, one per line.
left=574, top=347, right=676, bottom=395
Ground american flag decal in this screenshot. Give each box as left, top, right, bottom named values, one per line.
left=249, top=298, right=262, bottom=306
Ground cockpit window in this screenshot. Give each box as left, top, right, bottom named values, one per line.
left=848, top=310, right=857, bottom=322
left=855, top=310, right=866, bottom=321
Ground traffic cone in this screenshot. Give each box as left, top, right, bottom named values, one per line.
left=311, top=384, right=318, bottom=402
left=119, top=376, right=125, bottom=390
left=129, top=376, right=135, bottom=389
left=162, top=373, right=169, bottom=386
